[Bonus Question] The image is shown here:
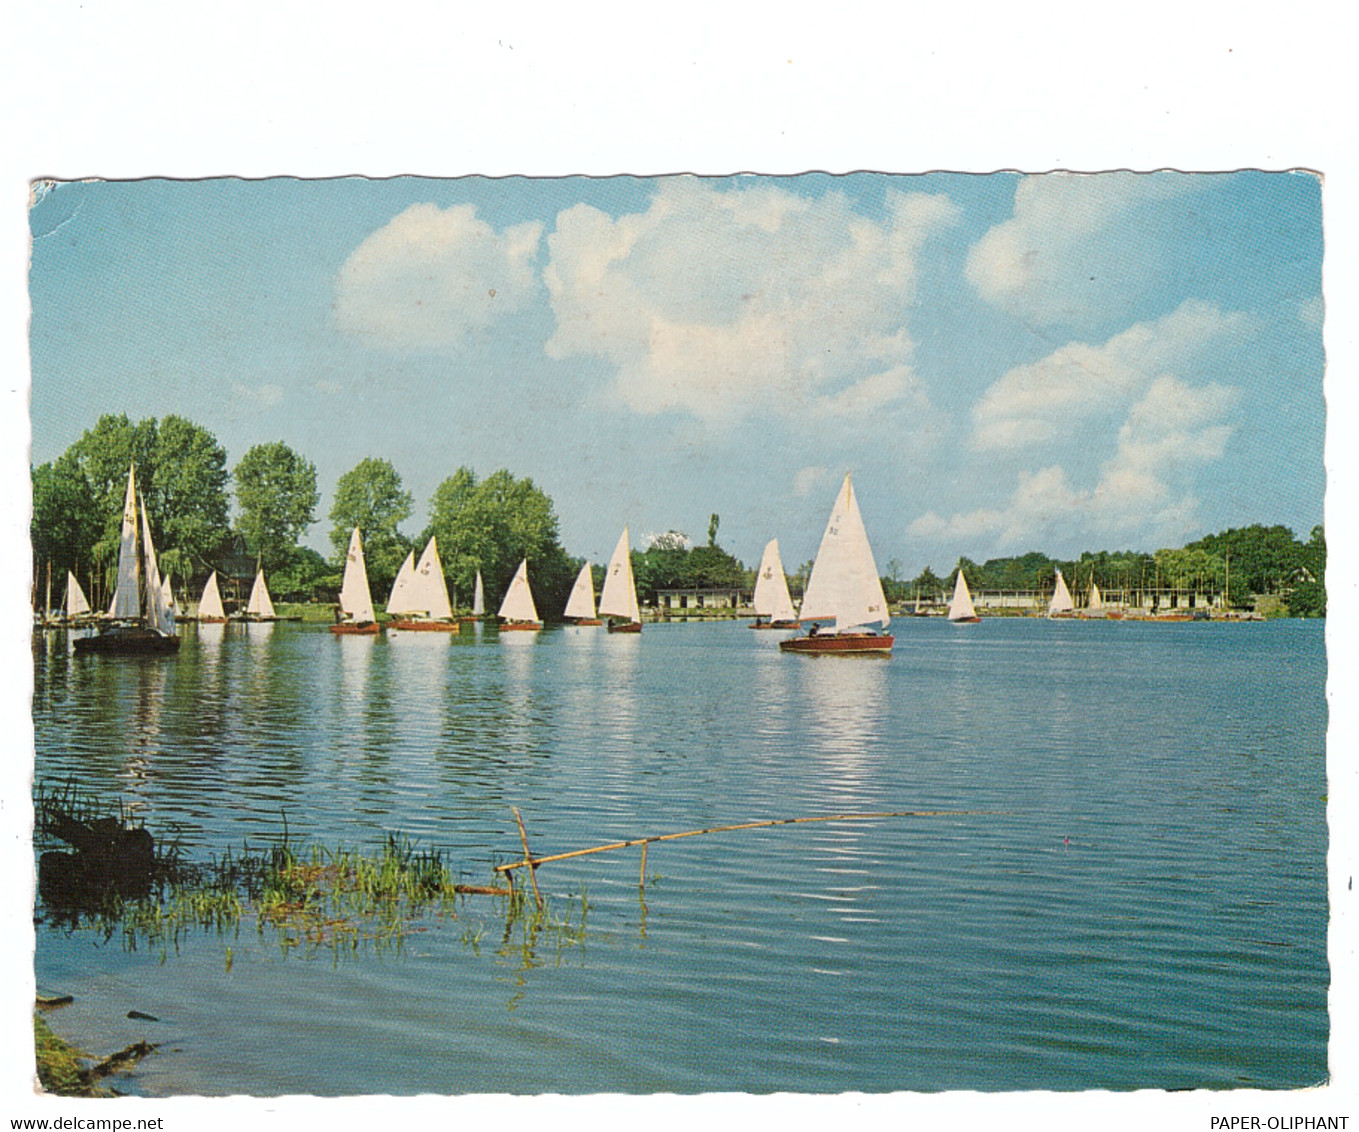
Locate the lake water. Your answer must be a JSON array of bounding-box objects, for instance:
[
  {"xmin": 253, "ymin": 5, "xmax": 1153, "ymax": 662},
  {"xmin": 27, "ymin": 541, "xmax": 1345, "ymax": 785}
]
[{"xmin": 31, "ymin": 616, "xmax": 1329, "ymax": 1095}]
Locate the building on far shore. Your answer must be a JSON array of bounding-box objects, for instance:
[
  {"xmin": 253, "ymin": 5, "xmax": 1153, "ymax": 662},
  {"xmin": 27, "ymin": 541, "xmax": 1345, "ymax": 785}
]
[{"xmin": 655, "ymin": 586, "xmax": 747, "ymax": 612}]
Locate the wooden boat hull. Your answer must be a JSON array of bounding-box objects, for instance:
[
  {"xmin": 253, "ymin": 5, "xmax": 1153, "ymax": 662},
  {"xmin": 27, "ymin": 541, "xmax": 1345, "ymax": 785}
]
[
  {"xmin": 388, "ymin": 619, "xmax": 460, "ymax": 632},
  {"xmin": 607, "ymin": 621, "xmax": 642, "ymax": 633},
  {"xmin": 780, "ymin": 633, "xmax": 893, "ymax": 655},
  {"xmin": 573, "ymin": 618, "xmax": 604, "ymax": 626},
  {"xmin": 499, "ymin": 621, "xmax": 541, "ymax": 631},
  {"xmin": 750, "ymin": 619, "xmax": 801, "ymax": 630},
  {"xmin": 196, "ymin": 616, "xmax": 228, "ymax": 624},
  {"xmin": 948, "ymin": 616, "xmax": 981, "ymax": 625},
  {"xmin": 73, "ymin": 628, "xmax": 180, "ymax": 656},
  {"xmin": 330, "ymin": 622, "xmax": 382, "ymax": 635}
]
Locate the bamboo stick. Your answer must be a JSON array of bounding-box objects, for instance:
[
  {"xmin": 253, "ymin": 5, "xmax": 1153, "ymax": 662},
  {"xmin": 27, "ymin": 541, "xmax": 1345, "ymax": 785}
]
[
  {"xmin": 510, "ymin": 805, "xmax": 544, "ymax": 910},
  {"xmin": 495, "ymin": 809, "xmax": 999, "ymax": 875}
]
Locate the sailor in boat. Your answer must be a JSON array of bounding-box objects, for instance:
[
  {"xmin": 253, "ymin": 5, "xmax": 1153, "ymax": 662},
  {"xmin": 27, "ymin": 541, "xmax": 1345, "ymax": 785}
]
[{"xmin": 807, "ymin": 622, "xmax": 820, "ymax": 637}]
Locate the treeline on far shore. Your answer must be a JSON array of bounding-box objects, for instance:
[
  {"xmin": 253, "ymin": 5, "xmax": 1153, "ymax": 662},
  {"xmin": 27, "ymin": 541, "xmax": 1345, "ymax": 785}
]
[{"xmin": 31, "ymin": 413, "xmax": 1326, "ymax": 619}]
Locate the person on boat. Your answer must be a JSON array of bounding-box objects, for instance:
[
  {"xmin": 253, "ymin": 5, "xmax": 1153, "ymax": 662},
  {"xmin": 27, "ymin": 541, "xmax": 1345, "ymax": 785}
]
[{"xmin": 808, "ymin": 622, "xmax": 820, "ymax": 637}]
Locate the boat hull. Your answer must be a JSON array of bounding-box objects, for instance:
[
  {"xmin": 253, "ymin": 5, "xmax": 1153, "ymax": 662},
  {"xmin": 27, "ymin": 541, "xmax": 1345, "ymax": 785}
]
[
  {"xmin": 948, "ymin": 616, "xmax": 981, "ymax": 625},
  {"xmin": 73, "ymin": 627, "xmax": 180, "ymax": 656},
  {"xmin": 499, "ymin": 621, "xmax": 542, "ymax": 631},
  {"xmin": 750, "ymin": 619, "xmax": 801, "ymax": 630},
  {"xmin": 330, "ymin": 622, "xmax": 382, "ymax": 635},
  {"xmin": 607, "ymin": 621, "xmax": 642, "ymax": 633},
  {"xmin": 572, "ymin": 618, "xmax": 604, "ymax": 626},
  {"xmin": 388, "ymin": 619, "xmax": 460, "ymax": 632},
  {"xmin": 780, "ymin": 633, "xmax": 893, "ymax": 655}
]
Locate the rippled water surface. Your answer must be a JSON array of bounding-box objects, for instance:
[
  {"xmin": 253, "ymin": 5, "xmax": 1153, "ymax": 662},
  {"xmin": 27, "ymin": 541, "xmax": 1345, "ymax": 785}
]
[{"xmin": 32, "ymin": 617, "xmax": 1328, "ymax": 1094}]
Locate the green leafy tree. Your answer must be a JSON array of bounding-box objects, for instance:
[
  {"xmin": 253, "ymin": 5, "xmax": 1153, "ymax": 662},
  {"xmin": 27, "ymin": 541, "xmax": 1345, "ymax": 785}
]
[
  {"xmin": 31, "ymin": 454, "xmax": 100, "ymax": 604},
  {"xmin": 329, "ymin": 458, "xmax": 413, "ymax": 593},
  {"xmin": 150, "ymin": 415, "xmax": 230, "ymax": 583},
  {"xmin": 234, "ymin": 442, "xmax": 320, "ymax": 572},
  {"xmin": 425, "ymin": 467, "xmax": 575, "ymax": 615},
  {"xmin": 1286, "ymin": 525, "xmax": 1326, "ymax": 617}
]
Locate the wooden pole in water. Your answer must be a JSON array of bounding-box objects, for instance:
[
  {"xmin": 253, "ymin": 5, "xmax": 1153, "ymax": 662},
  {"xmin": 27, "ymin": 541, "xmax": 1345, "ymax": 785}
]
[
  {"xmin": 495, "ymin": 808, "xmax": 1000, "ymax": 877},
  {"xmin": 510, "ymin": 805, "xmax": 544, "ymax": 911}
]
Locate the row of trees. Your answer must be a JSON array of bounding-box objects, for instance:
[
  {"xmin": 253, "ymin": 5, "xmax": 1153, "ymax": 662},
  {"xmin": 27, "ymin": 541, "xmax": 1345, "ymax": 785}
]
[
  {"xmin": 896, "ymin": 523, "xmax": 1326, "ymax": 617},
  {"xmin": 32, "ymin": 414, "xmax": 1326, "ymax": 617}
]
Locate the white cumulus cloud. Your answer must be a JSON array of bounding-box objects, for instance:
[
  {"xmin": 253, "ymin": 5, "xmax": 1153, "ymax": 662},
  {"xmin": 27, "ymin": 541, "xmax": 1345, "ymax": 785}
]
[
  {"xmin": 966, "ymin": 172, "xmax": 1204, "ymax": 327},
  {"xmin": 971, "ymin": 299, "xmax": 1252, "ymax": 451},
  {"xmin": 335, "ymin": 203, "xmax": 543, "ymax": 351},
  {"xmin": 543, "ymin": 179, "xmax": 959, "ymax": 424}
]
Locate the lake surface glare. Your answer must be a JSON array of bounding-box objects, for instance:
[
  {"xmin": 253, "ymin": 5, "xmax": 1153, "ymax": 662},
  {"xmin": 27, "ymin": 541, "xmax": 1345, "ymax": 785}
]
[{"xmin": 32, "ymin": 617, "xmax": 1328, "ymax": 1095}]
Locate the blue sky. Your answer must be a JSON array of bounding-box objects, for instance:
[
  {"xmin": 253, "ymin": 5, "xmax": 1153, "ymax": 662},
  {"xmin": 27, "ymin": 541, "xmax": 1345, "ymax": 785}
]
[{"xmin": 28, "ymin": 172, "xmax": 1323, "ymax": 574}]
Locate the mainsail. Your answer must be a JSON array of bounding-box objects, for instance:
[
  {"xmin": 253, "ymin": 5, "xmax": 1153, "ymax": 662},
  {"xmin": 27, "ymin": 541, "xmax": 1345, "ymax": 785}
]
[
  {"xmin": 752, "ymin": 538, "xmax": 798, "ymax": 623},
  {"xmin": 598, "ymin": 527, "xmax": 640, "ymax": 624},
  {"xmin": 139, "ymin": 492, "xmax": 175, "ymax": 635},
  {"xmin": 948, "ymin": 570, "xmax": 978, "ymax": 622},
  {"xmin": 472, "ymin": 571, "xmax": 485, "ymax": 616},
  {"xmin": 199, "ymin": 572, "xmax": 226, "ymax": 620},
  {"xmin": 109, "ymin": 466, "xmax": 141, "ymax": 621},
  {"xmin": 797, "ymin": 476, "xmax": 890, "ymax": 633},
  {"xmin": 564, "ymin": 562, "xmax": 598, "ymax": 620},
  {"xmin": 247, "ymin": 569, "xmax": 276, "ymax": 619},
  {"xmin": 386, "ymin": 551, "xmax": 417, "ymax": 615},
  {"xmin": 65, "ymin": 572, "xmax": 91, "ymax": 619},
  {"xmin": 409, "ymin": 538, "xmax": 453, "ymax": 620},
  {"xmin": 1088, "ymin": 580, "xmax": 1104, "ymax": 612},
  {"xmin": 1049, "ymin": 570, "xmax": 1074, "ymax": 615},
  {"xmin": 338, "ymin": 527, "xmax": 377, "ymax": 623},
  {"xmin": 498, "ymin": 559, "xmax": 539, "ymax": 622}
]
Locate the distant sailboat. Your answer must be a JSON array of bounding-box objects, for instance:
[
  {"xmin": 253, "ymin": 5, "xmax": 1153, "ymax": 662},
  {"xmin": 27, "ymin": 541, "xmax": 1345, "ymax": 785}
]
[
  {"xmin": 243, "ymin": 568, "xmax": 277, "ymax": 621},
  {"xmin": 564, "ymin": 562, "xmax": 603, "ymax": 625},
  {"xmin": 197, "ymin": 571, "xmax": 228, "ymax": 623},
  {"xmin": 388, "ymin": 538, "xmax": 459, "ymax": 631},
  {"xmin": 497, "ymin": 559, "xmax": 541, "ymax": 630},
  {"xmin": 73, "ymin": 465, "xmax": 179, "ymax": 654},
  {"xmin": 468, "ymin": 570, "xmax": 485, "ymax": 620},
  {"xmin": 780, "ymin": 475, "xmax": 892, "ymax": 654},
  {"xmin": 947, "ymin": 570, "xmax": 980, "ymax": 624},
  {"xmin": 750, "ymin": 538, "xmax": 800, "ymax": 629},
  {"xmin": 64, "ymin": 571, "xmax": 92, "ymax": 624},
  {"xmin": 1048, "ymin": 569, "xmax": 1075, "ymax": 618},
  {"xmin": 331, "ymin": 527, "xmax": 381, "ymax": 634},
  {"xmin": 1081, "ymin": 577, "xmax": 1107, "ymax": 619},
  {"xmin": 599, "ymin": 527, "xmax": 641, "ymax": 633}
]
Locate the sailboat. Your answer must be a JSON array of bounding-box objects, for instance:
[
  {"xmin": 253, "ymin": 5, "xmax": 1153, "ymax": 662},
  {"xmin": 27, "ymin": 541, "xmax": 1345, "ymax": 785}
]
[
  {"xmin": 780, "ymin": 475, "xmax": 892, "ymax": 654},
  {"xmin": 241, "ymin": 567, "xmax": 278, "ymax": 622},
  {"xmin": 461, "ymin": 569, "xmax": 486, "ymax": 623},
  {"xmin": 497, "ymin": 559, "xmax": 541, "ymax": 630},
  {"xmin": 196, "ymin": 571, "xmax": 228, "ymax": 623},
  {"xmin": 331, "ymin": 526, "xmax": 381, "ymax": 634},
  {"xmin": 749, "ymin": 538, "xmax": 800, "ymax": 629},
  {"xmin": 73, "ymin": 465, "xmax": 179, "ymax": 654},
  {"xmin": 1080, "ymin": 577, "xmax": 1108, "ymax": 619},
  {"xmin": 64, "ymin": 570, "xmax": 93, "ymax": 625},
  {"xmin": 947, "ymin": 570, "xmax": 981, "ymax": 624},
  {"xmin": 599, "ymin": 527, "xmax": 642, "ymax": 633},
  {"xmin": 563, "ymin": 562, "xmax": 603, "ymax": 625},
  {"xmin": 1048, "ymin": 569, "xmax": 1075, "ymax": 618},
  {"xmin": 387, "ymin": 537, "xmax": 459, "ymax": 631}
]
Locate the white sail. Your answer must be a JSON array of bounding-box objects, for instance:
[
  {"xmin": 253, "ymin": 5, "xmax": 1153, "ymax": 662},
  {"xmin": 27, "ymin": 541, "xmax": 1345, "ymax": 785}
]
[
  {"xmin": 408, "ymin": 538, "xmax": 454, "ymax": 620},
  {"xmin": 498, "ymin": 559, "xmax": 539, "ymax": 622},
  {"xmin": 386, "ymin": 551, "xmax": 417, "ymax": 615},
  {"xmin": 798, "ymin": 476, "xmax": 890, "ymax": 633},
  {"xmin": 247, "ymin": 569, "xmax": 276, "ymax": 618},
  {"xmin": 752, "ymin": 539, "xmax": 798, "ymax": 622},
  {"xmin": 199, "ymin": 571, "xmax": 226, "ymax": 620},
  {"xmin": 1088, "ymin": 580, "xmax": 1104, "ymax": 611},
  {"xmin": 110, "ymin": 465, "xmax": 141, "ymax": 621},
  {"xmin": 948, "ymin": 570, "xmax": 978, "ymax": 622},
  {"xmin": 1049, "ymin": 569, "xmax": 1074, "ymax": 615},
  {"xmin": 66, "ymin": 571, "xmax": 91, "ymax": 618},
  {"xmin": 472, "ymin": 570, "xmax": 485, "ymax": 616},
  {"xmin": 338, "ymin": 527, "xmax": 376, "ymax": 623},
  {"xmin": 139, "ymin": 493, "xmax": 175, "ymax": 635},
  {"xmin": 161, "ymin": 575, "xmax": 178, "ymax": 617},
  {"xmin": 598, "ymin": 527, "xmax": 641, "ymax": 623},
  {"xmin": 564, "ymin": 562, "xmax": 598, "ymax": 619}
]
